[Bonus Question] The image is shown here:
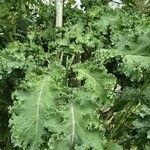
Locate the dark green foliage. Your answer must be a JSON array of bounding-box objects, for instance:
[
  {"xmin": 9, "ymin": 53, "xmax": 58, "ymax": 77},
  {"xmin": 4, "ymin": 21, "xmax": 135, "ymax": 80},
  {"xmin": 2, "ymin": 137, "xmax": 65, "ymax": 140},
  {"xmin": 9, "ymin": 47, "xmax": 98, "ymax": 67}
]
[{"xmin": 0, "ymin": 0, "xmax": 150, "ymax": 150}]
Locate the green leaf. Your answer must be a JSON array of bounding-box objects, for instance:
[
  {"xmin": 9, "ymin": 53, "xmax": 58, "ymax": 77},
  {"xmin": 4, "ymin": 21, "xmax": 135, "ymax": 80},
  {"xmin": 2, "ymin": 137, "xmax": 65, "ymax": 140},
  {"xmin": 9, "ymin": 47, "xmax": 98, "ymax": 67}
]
[
  {"xmin": 9, "ymin": 63, "xmax": 65, "ymax": 150},
  {"xmin": 145, "ymin": 144, "xmax": 150, "ymax": 150},
  {"xmin": 45, "ymin": 90, "xmax": 106, "ymax": 150},
  {"xmin": 106, "ymin": 142, "xmax": 123, "ymax": 150},
  {"xmin": 73, "ymin": 59, "xmax": 116, "ymax": 107},
  {"xmin": 9, "ymin": 62, "xmax": 107, "ymax": 150}
]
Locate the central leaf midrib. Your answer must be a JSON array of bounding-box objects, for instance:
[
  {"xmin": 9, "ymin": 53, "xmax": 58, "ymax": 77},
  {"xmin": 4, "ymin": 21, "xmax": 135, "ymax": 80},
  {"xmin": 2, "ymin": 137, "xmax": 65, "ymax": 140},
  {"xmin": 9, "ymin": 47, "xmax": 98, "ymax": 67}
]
[
  {"xmin": 78, "ymin": 69, "xmax": 101, "ymax": 87},
  {"xmin": 71, "ymin": 103, "xmax": 75, "ymax": 145},
  {"xmin": 35, "ymin": 78, "xmax": 46, "ymax": 143}
]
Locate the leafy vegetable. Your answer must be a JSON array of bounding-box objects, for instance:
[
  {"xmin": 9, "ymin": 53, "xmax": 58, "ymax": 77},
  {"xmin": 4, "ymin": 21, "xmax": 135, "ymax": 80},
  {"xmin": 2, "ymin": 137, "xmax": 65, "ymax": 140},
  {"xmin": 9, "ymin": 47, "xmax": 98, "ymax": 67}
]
[{"xmin": 0, "ymin": 0, "xmax": 150, "ymax": 150}]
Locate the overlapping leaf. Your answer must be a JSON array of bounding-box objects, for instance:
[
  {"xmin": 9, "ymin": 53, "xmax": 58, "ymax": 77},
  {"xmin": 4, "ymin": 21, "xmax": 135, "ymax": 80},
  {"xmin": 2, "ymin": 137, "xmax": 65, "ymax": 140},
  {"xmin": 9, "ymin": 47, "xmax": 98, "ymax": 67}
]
[
  {"xmin": 9, "ymin": 62, "xmax": 109, "ymax": 150},
  {"xmin": 9, "ymin": 63, "xmax": 65, "ymax": 149}
]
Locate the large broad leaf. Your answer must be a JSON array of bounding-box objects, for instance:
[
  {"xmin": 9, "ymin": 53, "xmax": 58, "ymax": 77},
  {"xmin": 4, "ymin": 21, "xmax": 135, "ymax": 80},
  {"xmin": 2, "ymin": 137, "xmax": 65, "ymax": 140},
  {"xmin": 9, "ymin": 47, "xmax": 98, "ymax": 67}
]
[
  {"xmin": 9, "ymin": 63, "xmax": 108, "ymax": 150},
  {"xmin": 39, "ymin": 60, "xmax": 116, "ymax": 150},
  {"xmin": 73, "ymin": 58, "xmax": 117, "ymax": 107},
  {"xmin": 9, "ymin": 64, "xmax": 65, "ymax": 150},
  {"xmin": 105, "ymin": 48, "xmax": 150, "ymax": 81},
  {"xmin": 124, "ymin": 55, "xmax": 150, "ymax": 67},
  {"xmin": 44, "ymin": 88, "xmax": 106, "ymax": 150}
]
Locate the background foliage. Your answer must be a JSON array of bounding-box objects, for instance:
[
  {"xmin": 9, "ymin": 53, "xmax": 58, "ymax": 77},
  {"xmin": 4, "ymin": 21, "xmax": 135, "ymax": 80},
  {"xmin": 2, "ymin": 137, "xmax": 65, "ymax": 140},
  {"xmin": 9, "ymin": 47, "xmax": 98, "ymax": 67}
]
[{"xmin": 0, "ymin": 0, "xmax": 150, "ymax": 149}]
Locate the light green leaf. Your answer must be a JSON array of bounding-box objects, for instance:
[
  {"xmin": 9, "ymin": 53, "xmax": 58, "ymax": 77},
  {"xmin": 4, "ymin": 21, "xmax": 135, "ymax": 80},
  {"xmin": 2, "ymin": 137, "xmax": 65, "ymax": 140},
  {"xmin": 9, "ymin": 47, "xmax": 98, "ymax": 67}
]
[
  {"xmin": 106, "ymin": 142, "xmax": 123, "ymax": 150},
  {"xmin": 45, "ymin": 96, "xmax": 106, "ymax": 150},
  {"xmin": 9, "ymin": 64, "xmax": 65, "ymax": 150},
  {"xmin": 73, "ymin": 61, "xmax": 116, "ymax": 106}
]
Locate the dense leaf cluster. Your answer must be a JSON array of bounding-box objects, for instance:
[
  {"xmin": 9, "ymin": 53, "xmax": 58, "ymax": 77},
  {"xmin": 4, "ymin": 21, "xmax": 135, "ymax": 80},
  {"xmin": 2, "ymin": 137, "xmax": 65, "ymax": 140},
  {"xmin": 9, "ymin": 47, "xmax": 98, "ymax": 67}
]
[{"xmin": 0, "ymin": 0, "xmax": 150, "ymax": 150}]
